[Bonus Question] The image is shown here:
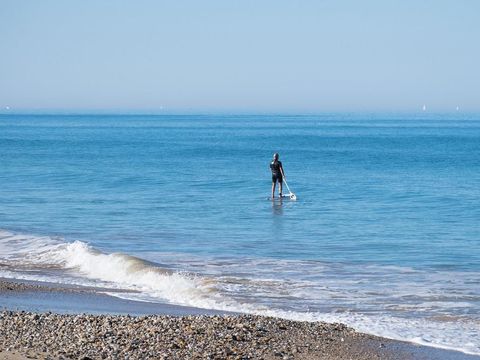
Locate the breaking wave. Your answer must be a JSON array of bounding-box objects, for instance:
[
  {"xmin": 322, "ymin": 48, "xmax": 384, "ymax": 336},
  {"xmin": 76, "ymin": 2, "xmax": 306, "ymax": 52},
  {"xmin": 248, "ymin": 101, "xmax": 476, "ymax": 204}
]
[{"xmin": 0, "ymin": 229, "xmax": 479, "ymax": 355}]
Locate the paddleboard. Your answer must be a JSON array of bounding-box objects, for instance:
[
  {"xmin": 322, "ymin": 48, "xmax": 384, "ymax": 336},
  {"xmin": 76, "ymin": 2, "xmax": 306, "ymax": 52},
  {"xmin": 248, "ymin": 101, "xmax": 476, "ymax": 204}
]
[
  {"xmin": 282, "ymin": 193, "xmax": 297, "ymax": 200},
  {"xmin": 269, "ymin": 193, "xmax": 297, "ymax": 200}
]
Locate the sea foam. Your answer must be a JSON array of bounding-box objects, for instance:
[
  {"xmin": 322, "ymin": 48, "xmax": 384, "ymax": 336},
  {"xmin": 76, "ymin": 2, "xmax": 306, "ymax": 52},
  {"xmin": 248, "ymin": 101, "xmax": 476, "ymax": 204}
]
[{"xmin": 1, "ymin": 229, "xmax": 479, "ymax": 355}]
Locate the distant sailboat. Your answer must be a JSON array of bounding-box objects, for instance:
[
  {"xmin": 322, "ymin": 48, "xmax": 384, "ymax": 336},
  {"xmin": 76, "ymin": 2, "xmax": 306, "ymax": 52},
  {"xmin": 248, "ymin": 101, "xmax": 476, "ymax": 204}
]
[
  {"xmin": 456, "ymin": 106, "xmax": 460, "ymax": 111},
  {"xmin": 422, "ymin": 104, "xmax": 427, "ymax": 111}
]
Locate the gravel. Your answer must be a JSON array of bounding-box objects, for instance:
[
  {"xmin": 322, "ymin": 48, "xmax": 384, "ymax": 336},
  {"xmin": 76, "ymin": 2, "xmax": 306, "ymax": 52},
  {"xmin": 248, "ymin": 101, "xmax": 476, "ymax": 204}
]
[{"xmin": 0, "ymin": 311, "xmax": 401, "ymax": 359}]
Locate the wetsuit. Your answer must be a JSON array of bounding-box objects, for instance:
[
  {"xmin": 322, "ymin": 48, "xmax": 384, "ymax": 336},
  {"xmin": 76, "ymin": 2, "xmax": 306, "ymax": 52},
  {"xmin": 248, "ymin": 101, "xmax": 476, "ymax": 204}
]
[{"xmin": 270, "ymin": 160, "xmax": 283, "ymax": 183}]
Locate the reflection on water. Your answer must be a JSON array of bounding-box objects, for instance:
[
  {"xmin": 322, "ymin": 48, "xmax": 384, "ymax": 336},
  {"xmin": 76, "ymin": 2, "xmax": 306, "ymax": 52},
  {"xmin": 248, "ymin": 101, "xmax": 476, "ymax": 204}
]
[
  {"xmin": 271, "ymin": 197, "xmax": 284, "ymax": 216},
  {"xmin": 271, "ymin": 197, "xmax": 284, "ymax": 240}
]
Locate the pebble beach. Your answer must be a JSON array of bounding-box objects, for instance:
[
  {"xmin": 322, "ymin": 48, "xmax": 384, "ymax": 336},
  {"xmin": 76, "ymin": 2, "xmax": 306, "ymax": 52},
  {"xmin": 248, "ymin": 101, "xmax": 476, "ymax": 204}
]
[
  {"xmin": 0, "ymin": 311, "xmax": 388, "ymax": 360},
  {"xmin": 1, "ymin": 279, "xmax": 478, "ymax": 360}
]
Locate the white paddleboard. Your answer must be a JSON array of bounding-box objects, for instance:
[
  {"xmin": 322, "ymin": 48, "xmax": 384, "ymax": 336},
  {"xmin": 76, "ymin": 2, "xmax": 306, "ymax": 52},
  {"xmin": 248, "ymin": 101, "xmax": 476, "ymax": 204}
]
[
  {"xmin": 282, "ymin": 193, "xmax": 297, "ymax": 200},
  {"xmin": 269, "ymin": 193, "xmax": 296, "ymax": 200}
]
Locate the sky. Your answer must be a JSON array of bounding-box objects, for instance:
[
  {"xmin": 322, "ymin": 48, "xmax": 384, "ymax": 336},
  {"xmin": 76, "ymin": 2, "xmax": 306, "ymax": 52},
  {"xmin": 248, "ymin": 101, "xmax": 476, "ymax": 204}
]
[{"xmin": 0, "ymin": 0, "xmax": 479, "ymax": 113}]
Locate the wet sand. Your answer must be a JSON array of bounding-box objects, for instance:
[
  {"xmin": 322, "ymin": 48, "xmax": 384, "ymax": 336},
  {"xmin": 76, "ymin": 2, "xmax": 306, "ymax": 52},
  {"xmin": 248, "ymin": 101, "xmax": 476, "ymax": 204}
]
[{"xmin": 0, "ymin": 278, "xmax": 478, "ymax": 360}]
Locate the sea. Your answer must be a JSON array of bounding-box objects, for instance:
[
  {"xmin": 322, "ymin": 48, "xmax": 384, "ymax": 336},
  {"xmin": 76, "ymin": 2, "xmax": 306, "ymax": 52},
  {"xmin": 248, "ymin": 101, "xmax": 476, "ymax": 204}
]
[{"xmin": 0, "ymin": 113, "xmax": 479, "ymax": 355}]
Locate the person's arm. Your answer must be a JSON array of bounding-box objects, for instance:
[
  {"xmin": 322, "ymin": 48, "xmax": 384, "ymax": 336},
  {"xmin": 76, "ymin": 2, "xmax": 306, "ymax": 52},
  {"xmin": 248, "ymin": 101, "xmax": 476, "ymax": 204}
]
[{"xmin": 280, "ymin": 164, "xmax": 286, "ymax": 179}]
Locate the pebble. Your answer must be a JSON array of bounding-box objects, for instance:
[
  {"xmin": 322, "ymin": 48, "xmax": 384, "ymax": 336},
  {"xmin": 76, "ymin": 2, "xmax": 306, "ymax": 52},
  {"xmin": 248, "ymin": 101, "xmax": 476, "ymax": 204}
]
[{"xmin": 0, "ymin": 310, "xmax": 403, "ymax": 359}]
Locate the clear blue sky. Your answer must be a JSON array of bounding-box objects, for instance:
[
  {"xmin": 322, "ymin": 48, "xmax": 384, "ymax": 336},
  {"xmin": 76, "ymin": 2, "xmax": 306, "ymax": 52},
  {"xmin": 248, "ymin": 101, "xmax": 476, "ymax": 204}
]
[{"xmin": 1, "ymin": 0, "xmax": 479, "ymax": 113}]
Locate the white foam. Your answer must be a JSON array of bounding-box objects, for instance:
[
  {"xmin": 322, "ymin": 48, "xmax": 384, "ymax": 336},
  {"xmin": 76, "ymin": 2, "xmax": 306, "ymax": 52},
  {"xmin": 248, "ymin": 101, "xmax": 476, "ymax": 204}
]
[
  {"xmin": 257, "ymin": 310, "xmax": 480, "ymax": 355},
  {"xmin": 0, "ymin": 230, "xmax": 237, "ymax": 311},
  {"xmin": 50, "ymin": 241, "xmax": 232, "ymax": 309},
  {"xmin": 0, "ymin": 229, "xmax": 479, "ymax": 355}
]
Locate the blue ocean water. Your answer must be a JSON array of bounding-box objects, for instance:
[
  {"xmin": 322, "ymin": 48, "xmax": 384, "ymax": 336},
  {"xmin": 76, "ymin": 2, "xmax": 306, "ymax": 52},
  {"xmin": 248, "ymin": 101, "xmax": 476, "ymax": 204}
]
[{"xmin": 1, "ymin": 114, "xmax": 479, "ymax": 354}]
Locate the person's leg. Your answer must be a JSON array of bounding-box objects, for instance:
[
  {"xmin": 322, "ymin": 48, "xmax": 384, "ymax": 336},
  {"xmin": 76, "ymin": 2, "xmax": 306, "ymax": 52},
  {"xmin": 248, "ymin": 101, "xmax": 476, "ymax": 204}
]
[
  {"xmin": 279, "ymin": 178, "xmax": 283, "ymax": 196},
  {"xmin": 271, "ymin": 181, "xmax": 276, "ymax": 198}
]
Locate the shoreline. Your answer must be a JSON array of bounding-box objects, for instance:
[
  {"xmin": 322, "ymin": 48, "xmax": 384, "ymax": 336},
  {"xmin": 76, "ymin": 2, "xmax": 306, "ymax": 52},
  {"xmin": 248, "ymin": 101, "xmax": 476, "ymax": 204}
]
[
  {"xmin": 0, "ymin": 278, "xmax": 478, "ymax": 359},
  {"xmin": 0, "ymin": 277, "xmax": 227, "ymax": 317}
]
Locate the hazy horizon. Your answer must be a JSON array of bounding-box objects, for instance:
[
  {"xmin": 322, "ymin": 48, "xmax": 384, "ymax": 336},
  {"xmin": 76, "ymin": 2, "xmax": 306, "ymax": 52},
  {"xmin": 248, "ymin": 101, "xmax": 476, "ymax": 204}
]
[{"xmin": 1, "ymin": 0, "xmax": 479, "ymax": 113}]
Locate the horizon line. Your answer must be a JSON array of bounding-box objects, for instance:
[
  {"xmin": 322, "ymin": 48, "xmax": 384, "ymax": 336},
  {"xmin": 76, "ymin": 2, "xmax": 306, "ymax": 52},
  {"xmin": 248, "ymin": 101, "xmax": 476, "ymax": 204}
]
[{"xmin": 0, "ymin": 110, "xmax": 479, "ymax": 116}]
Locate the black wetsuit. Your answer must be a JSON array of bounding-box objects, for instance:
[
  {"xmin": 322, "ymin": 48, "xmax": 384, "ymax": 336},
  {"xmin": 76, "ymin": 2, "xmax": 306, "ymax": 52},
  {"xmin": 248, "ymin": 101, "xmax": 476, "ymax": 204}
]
[{"xmin": 270, "ymin": 160, "xmax": 283, "ymax": 183}]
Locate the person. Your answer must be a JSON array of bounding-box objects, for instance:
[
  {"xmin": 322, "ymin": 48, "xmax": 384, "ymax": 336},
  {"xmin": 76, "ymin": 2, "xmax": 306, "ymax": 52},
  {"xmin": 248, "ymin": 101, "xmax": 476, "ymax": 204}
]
[{"xmin": 270, "ymin": 153, "xmax": 285, "ymax": 198}]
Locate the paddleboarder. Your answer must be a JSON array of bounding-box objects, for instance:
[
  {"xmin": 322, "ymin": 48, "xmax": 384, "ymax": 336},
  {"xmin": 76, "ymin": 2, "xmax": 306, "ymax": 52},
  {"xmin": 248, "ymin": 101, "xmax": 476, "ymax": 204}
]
[{"xmin": 270, "ymin": 153, "xmax": 285, "ymax": 198}]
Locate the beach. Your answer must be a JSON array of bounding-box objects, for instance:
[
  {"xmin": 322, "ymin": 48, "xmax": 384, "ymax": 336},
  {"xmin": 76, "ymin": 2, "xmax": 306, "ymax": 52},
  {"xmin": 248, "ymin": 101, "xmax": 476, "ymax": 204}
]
[
  {"xmin": 2, "ymin": 0, "xmax": 480, "ymax": 357},
  {"xmin": 1, "ymin": 278, "xmax": 478, "ymax": 360}
]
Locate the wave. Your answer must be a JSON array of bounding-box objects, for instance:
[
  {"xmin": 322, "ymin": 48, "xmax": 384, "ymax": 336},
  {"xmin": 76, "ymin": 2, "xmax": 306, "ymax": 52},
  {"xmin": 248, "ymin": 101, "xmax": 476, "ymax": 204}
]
[
  {"xmin": 0, "ymin": 229, "xmax": 479, "ymax": 355},
  {"xmin": 0, "ymin": 229, "xmax": 234, "ymax": 310}
]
